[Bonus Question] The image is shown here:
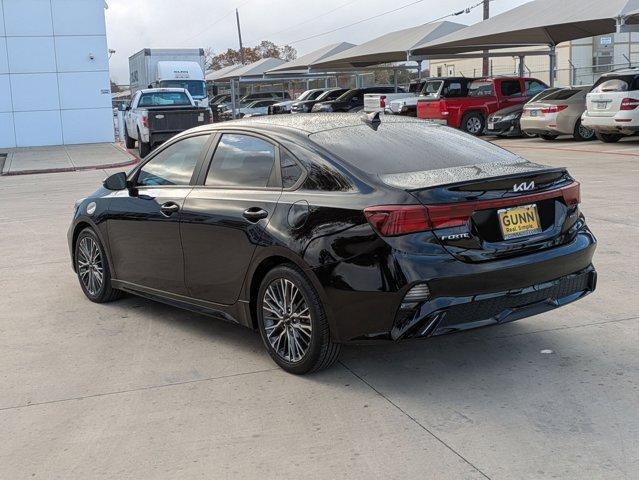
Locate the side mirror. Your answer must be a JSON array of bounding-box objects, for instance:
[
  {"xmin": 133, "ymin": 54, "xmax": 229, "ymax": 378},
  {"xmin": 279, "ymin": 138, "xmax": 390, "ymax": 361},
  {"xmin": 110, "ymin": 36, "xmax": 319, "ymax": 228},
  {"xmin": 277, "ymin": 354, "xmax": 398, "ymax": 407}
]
[{"xmin": 103, "ymin": 172, "xmax": 128, "ymax": 191}]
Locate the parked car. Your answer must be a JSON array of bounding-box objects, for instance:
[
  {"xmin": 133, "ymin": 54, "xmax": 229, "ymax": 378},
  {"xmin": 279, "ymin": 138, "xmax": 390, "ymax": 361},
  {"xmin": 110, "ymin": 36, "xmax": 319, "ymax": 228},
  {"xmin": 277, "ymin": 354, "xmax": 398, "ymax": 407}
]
[
  {"xmin": 486, "ymin": 87, "xmax": 561, "ymax": 138},
  {"xmin": 269, "ymin": 88, "xmax": 329, "ymax": 115},
  {"xmin": 520, "ymin": 86, "xmax": 595, "ymax": 141},
  {"xmin": 364, "ymin": 81, "xmax": 423, "ymax": 113},
  {"xmin": 123, "ymin": 88, "xmax": 211, "ymax": 158},
  {"xmin": 581, "ymin": 68, "xmax": 639, "ymax": 142},
  {"xmin": 242, "ymin": 91, "xmax": 291, "ymax": 102},
  {"xmin": 392, "ymin": 77, "xmax": 475, "ymax": 116},
  {"xmin": 70, "ymin": 114, "xmax": 596, "ymax": 374},
  {"xmin": 209, "ymin": 93, "xmax": 231, "ymax": 107},
  {"xmin": 220, "ymin": 99, "xmax": 280, "ymax": 120},
  {"xmin": 312, "ymin": 86, "xmax": 401, "ymax": 112},
  {"xmin": 290, "ymin": 88, "xmax": 348, "ymax": 113},
  {"xmin": 417, "ymin": 76, "xmax": 548, "ymax": 135}
]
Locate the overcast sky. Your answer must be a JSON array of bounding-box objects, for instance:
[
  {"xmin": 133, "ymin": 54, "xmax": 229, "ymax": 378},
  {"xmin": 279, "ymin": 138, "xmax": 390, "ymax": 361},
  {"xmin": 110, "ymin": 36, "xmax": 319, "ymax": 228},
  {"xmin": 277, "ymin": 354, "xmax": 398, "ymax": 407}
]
[{"xmin": 106, "ymin": 0, "xmax": 530, "ymax": 84}]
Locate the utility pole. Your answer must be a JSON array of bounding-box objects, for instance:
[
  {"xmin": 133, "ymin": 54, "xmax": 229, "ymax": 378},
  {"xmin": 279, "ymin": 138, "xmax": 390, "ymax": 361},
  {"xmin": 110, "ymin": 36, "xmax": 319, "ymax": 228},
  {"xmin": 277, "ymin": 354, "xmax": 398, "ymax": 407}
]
[
  {"xmin": 482, "ymin": 0, "xmax": 489, "ymax": 76},
  {"xmin": 236, "ymin": 8, "xmax": 245, "ymax": 65}
]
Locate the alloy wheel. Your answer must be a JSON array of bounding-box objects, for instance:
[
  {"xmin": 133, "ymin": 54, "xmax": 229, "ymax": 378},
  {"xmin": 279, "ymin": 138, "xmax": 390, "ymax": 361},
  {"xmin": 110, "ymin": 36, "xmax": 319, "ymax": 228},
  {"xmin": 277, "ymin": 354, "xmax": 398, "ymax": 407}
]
[
  {"xmin": 262, "ymin": 278, "xmax": 312, "ymax": 363},
  {"xmin": 578, "ymin": 124, "xmax": 594, "ymax": 139},
  {"xmin": 467, "ymin": 117, "xmax": 482, "ymax": 134},
  {"xmin": 77, "ymin": 236, "xmax": 104, "ymax": 296}
]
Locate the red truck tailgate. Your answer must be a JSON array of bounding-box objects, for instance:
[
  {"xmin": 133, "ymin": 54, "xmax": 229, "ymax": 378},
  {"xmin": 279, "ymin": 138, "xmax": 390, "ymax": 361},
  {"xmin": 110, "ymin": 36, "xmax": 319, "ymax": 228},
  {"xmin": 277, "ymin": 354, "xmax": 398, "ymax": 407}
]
[{"xmin": 417, "ymin": 99, "xmax": 446, "ymax": 120}]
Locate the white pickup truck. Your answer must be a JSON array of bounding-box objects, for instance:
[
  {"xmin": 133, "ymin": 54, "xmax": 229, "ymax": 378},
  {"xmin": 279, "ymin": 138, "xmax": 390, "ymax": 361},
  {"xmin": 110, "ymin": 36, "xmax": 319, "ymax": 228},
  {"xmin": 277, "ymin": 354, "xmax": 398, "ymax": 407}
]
[
  {"xmin": 124, "ymin": 88, "xmax": 211, "ymax": 158},
  {"xmin": 363, "ymin": 81, "xmax": 425, "ymax": 113}
]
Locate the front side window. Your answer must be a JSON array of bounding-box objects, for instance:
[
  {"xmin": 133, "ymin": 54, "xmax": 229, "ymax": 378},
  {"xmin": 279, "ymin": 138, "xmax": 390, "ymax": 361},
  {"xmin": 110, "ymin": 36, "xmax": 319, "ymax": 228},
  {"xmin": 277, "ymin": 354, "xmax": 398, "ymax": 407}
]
[
  {"xmin": 137, "ymin": 135, "xmax": 209, "ymax": 186},
  {"xmin": 525, "ymin": 80, "xmax": 546, "ymax": 97},
  {"xmin": 138, "ymin": 91, "xmax": 191, "ymax": 107},
  {"xmin": 206, "ymin": 134, "xmax": 276, "ymax": 188},
  {"xmin": 501, "ymin": 80, "xmax": 522, "ymax": 97}
]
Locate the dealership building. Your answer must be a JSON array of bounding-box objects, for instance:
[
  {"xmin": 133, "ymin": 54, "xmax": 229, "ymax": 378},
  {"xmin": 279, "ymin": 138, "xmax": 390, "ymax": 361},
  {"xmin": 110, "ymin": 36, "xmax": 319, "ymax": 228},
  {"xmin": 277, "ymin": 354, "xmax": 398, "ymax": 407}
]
[{"xmin": 0, "ymin": 0, "xmax": 113, "ymax": 148}]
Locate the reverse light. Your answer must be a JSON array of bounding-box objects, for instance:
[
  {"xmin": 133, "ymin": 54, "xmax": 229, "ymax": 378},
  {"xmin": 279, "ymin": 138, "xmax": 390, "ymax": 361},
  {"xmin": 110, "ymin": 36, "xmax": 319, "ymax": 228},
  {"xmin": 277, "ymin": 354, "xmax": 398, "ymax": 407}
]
[
  {"xmin": 620, "ymin": 98, "xmax": 639, "ymax": 110},
  {"xmin": 540, "ymin": 105, "xmax": 568, "ymax": 114},
  {"xmin": 403, "ymin": 284, "xmax": 431, "ymax": 302}
]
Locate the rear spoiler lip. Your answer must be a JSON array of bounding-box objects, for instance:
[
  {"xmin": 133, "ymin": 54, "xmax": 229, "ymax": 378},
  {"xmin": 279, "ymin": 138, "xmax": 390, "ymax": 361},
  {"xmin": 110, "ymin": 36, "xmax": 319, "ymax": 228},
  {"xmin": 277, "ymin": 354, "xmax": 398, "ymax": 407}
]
[{"xmin": 379, "ymin": 162, "xmax": 568, "ymax": 191}]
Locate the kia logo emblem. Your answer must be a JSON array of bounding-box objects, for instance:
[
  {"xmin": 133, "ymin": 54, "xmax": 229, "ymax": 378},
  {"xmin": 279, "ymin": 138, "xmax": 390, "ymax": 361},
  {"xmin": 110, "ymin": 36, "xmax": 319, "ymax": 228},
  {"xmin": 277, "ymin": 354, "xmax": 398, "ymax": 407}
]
[{"xmin": 513, "ymin": 181, "xmax": 535, "ymax": 192}]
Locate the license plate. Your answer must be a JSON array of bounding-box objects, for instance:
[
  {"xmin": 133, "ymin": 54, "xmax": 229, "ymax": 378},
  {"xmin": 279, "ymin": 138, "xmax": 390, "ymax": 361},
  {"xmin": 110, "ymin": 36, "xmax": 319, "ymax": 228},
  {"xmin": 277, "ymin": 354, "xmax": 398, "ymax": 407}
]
[
  {"xmin": 498, "ymin": 204, "xmax": 542, "ymax": 240},
  {"xmin": 529, "ymin": 110, "xmax": 539, "ymax": 117},
  {"xmin": 488, "ymin": 122, "xmax": 495, "ymax": 130},
  {"xmin": 594, "ymin": 101, "xmax": 607, "ymax": 110}
]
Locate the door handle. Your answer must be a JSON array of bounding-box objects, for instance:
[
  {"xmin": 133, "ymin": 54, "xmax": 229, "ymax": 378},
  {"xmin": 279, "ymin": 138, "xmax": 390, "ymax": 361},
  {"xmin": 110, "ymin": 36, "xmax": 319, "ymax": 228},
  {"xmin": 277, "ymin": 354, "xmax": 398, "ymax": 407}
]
[
  {"xmin": 243, "ymin": 207, "xmax": 268, "ymax": 222},
  {"xmin": 160, "ymin": 202, "xmax": 180, "ymax": 216}
]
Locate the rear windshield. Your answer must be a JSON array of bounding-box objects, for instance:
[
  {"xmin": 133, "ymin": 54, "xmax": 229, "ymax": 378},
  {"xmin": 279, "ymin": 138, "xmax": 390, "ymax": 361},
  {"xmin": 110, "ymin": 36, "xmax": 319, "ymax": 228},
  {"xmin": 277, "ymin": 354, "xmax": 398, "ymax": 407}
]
[
  {"xmin": 541, "ymin": 88, "xmax": 581, "ymax": 100},
  {"xmin": 138, "ymin": 91, "xmax": 191, "ymax": 107},
  {"xmin": 592, "ymin": 75, "xmax": 639, "ymax": 92},
  {"xmin": 317, "ymin": 89, "xmax": 346, "ymax": 101},
  {"xmin": 310, "ymin": 122, "xmax": 517, "ymax": 175},
  {"xmin": 468, "ymin": 80, "xmax": 494, "ymax": 97},
  {"xmin": 421, "ymin": 80, "xmax": 443, "ymax": 95}
]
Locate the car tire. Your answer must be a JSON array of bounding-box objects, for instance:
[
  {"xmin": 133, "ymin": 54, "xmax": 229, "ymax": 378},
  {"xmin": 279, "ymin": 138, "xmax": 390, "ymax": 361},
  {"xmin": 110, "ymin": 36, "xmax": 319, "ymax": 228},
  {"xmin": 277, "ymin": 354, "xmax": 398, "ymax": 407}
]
[
  {"xmin": 540, "ymin": 133, "xmax": 558, "ymax": 141},
  {"xmin": 595, "ymin": 132, "xmax": 623, "ymax": 143},
  {"xmin": 460, "ymin": 112, "xmax": 485, "ymax": 136},
  {"xmin": 257, "ymin": 264, "xmax": 340, "ymax": 375},
  {"xmin": 573, "ymin": 119, "xmax": 595, "ymax": 141},
  {"xmin": 75, "ymin": 227, "xmax": 122, "ymax": 303},
  {"xmin": 124, "ymin": 126, "xmax": 136, "ymax": 149},
  {"xmin": 137, "ymin": 129, "xmax": 151, "ymax": 158}
]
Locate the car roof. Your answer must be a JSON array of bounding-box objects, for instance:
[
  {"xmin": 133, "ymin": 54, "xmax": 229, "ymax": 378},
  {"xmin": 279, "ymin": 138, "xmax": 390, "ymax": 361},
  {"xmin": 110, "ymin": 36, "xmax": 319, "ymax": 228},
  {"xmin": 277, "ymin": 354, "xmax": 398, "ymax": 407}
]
[
  {"xmin": 602, "ymin": 67, "xmax": 639, "ymax": 76},
  {"xmin": 139, "ymin": 88, "xmax": 188, "ymax": 94},
  {"xmin": 185, "ymin": 112, "xmax": 426, "ymax": 136}
]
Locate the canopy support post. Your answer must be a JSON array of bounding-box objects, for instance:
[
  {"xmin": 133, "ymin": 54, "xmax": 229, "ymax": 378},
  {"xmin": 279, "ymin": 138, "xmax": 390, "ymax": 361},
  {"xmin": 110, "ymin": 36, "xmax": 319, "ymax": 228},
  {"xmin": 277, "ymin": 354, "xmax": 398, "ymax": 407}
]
[
  {"xmin": 518, "ymin": 55, "xmax": 525, "ymax": 77},
  {"xmin": 548, "ymin": 45, "xmax": 556, "ymax": 87},
  {"xmin": 417, "ymin": 60, "xmax": 423, "ymax": 80},
  {"xmin": 230, "ymin": 78, "xmax": 237, "ymax": 119},
  {"xmin": 393, "ymin": 69, "xmax": 398, "ymax": 93}
]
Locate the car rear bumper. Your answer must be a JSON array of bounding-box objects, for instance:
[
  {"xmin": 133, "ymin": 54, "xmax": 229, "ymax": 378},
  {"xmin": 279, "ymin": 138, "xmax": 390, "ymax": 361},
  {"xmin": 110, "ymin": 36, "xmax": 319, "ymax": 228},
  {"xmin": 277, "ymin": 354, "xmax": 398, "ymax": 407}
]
[
  {"xmin": 520, "ymin": 114, "xmax": 574, "ymax": 136},
  {"xmin": 582, "ymin": 112, "xmax": 639, "ymax": 133},
  {"xmin": 486, "ymin": 118, "xmax": 519, "ymax": 136},
  {"xmin": 315, "ymin": 227, "xmax": 596, "ymax": 343}
]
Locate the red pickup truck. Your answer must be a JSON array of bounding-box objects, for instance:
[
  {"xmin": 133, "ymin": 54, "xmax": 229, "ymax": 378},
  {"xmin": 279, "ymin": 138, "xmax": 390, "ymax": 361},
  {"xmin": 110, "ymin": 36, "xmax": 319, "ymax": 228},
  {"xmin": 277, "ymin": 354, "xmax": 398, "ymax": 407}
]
[{"xmin": 417, "ymin": 77, "xmax": 548, "ymax": 135}]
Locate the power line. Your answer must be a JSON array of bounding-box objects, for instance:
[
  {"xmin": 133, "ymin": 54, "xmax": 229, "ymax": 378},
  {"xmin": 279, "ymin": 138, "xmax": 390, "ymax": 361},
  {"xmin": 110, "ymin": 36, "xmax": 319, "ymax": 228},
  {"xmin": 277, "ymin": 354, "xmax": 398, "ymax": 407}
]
[
  {"xmin": 287, "ymin": 0, "xmax": 494, "ymax": 45},
  {"xmin": 180, "ymin": 0, "xmax": 253, "ymax": 45},
  {"xmin": 248, "ymin": 0, "xmax": 362, "ymax": 43}
]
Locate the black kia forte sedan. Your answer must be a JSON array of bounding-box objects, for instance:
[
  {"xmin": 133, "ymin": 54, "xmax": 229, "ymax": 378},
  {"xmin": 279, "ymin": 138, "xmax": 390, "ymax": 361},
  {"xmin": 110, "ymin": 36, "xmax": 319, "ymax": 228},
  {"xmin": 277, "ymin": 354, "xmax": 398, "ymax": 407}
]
[{"xmin": 68, "ymin": 113, "xmax": 597, "ymax": 374}]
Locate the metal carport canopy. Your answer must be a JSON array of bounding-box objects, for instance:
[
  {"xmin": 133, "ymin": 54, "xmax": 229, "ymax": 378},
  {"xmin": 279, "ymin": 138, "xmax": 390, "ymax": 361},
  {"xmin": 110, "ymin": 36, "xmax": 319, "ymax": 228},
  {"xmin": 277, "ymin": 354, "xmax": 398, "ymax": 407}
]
[
  {"xmin": 206, "ymin": 64, "xmax": 243, "ymax": 82},
  {"xmin": 214, "ymin": 57, "xmax": 287, "ymax": 81},
  {"xmin": 308, "ymin": 21, "xmax": 467, "ymax": 70},
  {"xmin": 410, "ymin": 0, "xmax": 639, "ymax": 57},
  {"xmin": 267, "ymin": 42, "xmax": 356, "ymax": 73}
]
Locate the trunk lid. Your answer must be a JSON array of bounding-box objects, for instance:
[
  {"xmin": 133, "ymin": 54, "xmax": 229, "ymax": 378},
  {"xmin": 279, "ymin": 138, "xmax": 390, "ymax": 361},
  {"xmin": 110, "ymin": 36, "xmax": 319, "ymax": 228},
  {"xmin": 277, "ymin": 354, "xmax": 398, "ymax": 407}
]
[
  {"xmin": 586, "ymin": 92, "xmax": 625, "ymax": 117},
  {"xmin": 382, "ymin": 166, "xmax": 581, "ymax": 263}
]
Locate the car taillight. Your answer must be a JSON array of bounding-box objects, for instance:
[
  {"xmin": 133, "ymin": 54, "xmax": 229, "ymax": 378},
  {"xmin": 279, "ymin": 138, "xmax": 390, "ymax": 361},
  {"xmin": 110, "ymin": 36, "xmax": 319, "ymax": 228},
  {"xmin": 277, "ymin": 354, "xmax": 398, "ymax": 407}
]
[
  {"xmin": 142, "ymin": 115, "xmax": 149, "ymax": 127},
  {"xmin": 620, "ymin": 98, "xmax": 639, "ymax": 110},
  {"xmin": 439, "ymin": 100, "xmax": 449, "ymax": 116},
  {"xmin": 379, "ymin": 95, "xmax": 386, "ymax": 108},
  {"xmin": 364, "ymin": 205, "xmax": 430, "ymax": 236},
  {"xmin": 540, "ymin": 105, "xmax": 568, "ymax": 114},
  {"xmin": 365, "ymin": 183, "xmax": 581, "ymax": 237}
]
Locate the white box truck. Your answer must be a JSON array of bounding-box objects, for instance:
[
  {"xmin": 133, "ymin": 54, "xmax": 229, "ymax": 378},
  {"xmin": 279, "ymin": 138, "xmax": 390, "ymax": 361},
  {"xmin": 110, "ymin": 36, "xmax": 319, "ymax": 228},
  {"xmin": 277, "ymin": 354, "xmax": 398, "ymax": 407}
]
[{"xmin": 129, "ymin": 48, "xmax": 209, "ymax": 107}]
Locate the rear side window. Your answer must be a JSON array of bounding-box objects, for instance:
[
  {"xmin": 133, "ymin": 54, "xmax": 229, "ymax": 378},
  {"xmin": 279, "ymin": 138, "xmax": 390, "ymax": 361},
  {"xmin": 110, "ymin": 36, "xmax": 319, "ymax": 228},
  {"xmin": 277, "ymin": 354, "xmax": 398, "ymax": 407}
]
[
  {"xmin": 138, "ymin": 91, "xmax": 191, "ymax": 107},
  {"xmin": 443, "ymin": 81, "xmax": 465, "ymax": 97},
  {"xmin": 310, "ymin": 123, "xmax": 517, "ymax": 175},
  {"xmin": 280, "ymin": 150, "xmax": 303, "ymax": 188},
  {"xmin": 501, "ymin": 80, "xmax": 522, "ymax": 97},
  {"xmin": 206, "ymin": 134, "xmax": 276, "ymax": 188},
  {"xmin": 468, "ymin": 80, "xmax": 494, "ymax": 97},
  {"xmin": 137, "ymin": 135, "xmax": 209, "ymax": 186}
]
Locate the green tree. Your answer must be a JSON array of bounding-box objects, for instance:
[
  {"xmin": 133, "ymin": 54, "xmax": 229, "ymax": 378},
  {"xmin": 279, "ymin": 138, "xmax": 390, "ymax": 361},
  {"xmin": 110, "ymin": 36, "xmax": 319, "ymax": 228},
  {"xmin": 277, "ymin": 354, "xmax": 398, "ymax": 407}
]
[{"xmin": 206, "ymin": 41, "xmax": 297, "ymax": 70}]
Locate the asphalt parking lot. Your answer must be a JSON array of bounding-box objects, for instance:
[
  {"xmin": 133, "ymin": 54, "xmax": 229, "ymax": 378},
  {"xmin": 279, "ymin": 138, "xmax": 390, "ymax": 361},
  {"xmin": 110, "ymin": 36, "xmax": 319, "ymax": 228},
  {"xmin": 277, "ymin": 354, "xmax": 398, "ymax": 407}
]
[{"xmin": 1, "ymin": 136, "xmax": 638, "ymax": 479}]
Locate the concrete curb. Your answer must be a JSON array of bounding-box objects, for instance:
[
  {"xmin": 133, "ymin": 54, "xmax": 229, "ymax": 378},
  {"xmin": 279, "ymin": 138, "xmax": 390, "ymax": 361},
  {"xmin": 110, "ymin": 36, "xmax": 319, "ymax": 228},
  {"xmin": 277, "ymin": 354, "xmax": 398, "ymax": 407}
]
[{"xmin": 1, "ymin": 143, "xmax": 141, "ymax": 176}]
